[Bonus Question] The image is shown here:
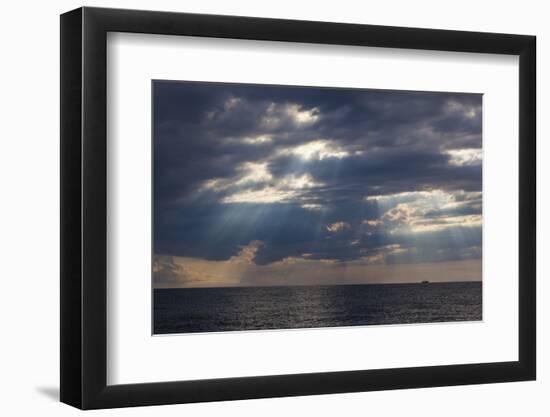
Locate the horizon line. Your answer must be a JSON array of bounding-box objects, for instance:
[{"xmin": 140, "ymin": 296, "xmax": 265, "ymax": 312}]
[{"xmin": 154, "ymin": 280, "xmax": 482, "ymax": 290}]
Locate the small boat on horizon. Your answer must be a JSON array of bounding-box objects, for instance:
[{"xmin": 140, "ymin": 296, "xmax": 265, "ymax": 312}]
[{"xmin": 421, "ymin": 280, "xmax": 430, "ymax": 284}]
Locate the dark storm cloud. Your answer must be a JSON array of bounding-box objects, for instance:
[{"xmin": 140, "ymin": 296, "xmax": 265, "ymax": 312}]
[
  {"xmin": 154, "ymin": 80, "xmax": 482, "ymax": 266},
  {"xmin": 268, "ymin": 148, "xmax": 481, "ymax": 198}
]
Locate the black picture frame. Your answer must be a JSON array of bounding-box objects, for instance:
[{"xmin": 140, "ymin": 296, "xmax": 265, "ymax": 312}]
[{"xmin": 60, "ymin": 6, "xmax": 536, "ymax": 410}]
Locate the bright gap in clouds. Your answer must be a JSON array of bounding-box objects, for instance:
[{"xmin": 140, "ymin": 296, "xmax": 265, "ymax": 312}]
[{"xmin": 286, "ymin": 140, "xmax": 349, "ymax": 160}]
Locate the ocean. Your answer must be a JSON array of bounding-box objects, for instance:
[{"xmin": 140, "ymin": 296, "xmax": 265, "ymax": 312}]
[{"xmin": 153, "ymin": 282, "xmax": 482, "ymax": 334}]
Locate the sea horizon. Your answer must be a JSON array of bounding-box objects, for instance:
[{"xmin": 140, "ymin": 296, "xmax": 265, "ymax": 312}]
[{"xmin": 154, "ymin": 280, "xmax": 482, "ymax": 290}]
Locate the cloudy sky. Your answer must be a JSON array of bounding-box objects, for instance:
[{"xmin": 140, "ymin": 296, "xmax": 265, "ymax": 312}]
[{"xmin": 153, "ymin": 81, "xmax": 482, "ymax": 288}]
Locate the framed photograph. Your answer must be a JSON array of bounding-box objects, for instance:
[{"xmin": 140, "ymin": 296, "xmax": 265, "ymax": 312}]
[{"xmin": 60, "ymin": 6, "xmax": 536, "ymax": 409}]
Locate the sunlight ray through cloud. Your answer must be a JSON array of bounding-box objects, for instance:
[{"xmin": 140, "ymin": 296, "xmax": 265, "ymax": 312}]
[{"xmin": 154, "ymin": 81, "xmax": 482, "ymax": 288}]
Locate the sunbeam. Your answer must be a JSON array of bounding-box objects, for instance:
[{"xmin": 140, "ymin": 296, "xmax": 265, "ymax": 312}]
[{"xmin": 153, "ymin": 80, "xmax": 482, "ymax": 288}]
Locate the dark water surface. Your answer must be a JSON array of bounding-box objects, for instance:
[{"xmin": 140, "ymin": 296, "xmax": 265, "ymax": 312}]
[{"xmin": 153, "ymin": 282, "xmax": 482, "ymax": 334}]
